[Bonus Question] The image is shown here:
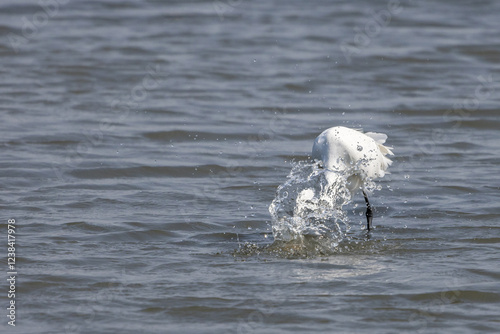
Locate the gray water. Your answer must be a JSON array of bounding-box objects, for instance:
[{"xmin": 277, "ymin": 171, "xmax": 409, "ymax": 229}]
[{"xmin": 1, "ymin": 0, "xmax": 500, "ymax": 333}]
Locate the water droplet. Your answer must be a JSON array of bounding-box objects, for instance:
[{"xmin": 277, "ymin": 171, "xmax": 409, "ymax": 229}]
[
  {"xmin": 357, "ymin": 145, "xmax": 363, "ymax": 151},
  {"xmin": 404, "ymin": 174, "xmax": 410, "ymax": 179},
  {"xmin": 282, "ymin": 191, "xmax": 288, "ymax": 198}
]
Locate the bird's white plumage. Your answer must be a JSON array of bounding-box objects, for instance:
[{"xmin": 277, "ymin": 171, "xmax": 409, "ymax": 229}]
[{"xmin": 312, "ymin": 126, "xmax": 393, "ymax": 193}]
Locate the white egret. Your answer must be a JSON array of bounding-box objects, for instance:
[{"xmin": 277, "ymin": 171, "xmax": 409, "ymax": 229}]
[{"xmin": 312, "ymin": 126, "xmax": 394, "ymax": 231}]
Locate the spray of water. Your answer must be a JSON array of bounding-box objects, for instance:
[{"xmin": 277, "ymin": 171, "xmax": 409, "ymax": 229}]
[{"xmin": 268, "ymin": 161, "xmax": 377, "ymax": 254}]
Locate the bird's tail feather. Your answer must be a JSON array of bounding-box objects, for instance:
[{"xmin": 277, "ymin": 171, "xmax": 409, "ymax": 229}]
[{"xmin": 365, "ymin": 131, "xmax": 394, "ymax": 156}]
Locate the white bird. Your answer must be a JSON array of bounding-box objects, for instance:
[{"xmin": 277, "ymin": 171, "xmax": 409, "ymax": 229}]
[{"xmin": 311, "ymin": 126, "xmax": 394, "ymax": 231}]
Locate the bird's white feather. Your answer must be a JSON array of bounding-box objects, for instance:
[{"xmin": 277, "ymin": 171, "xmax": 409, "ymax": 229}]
[
  {"xmin": 365, "ymin": 131, "xmax": 387, "ymax": 144},
  {"xmin": 312, "ymin": 126, "xmax": 394, "ymax": 194}
]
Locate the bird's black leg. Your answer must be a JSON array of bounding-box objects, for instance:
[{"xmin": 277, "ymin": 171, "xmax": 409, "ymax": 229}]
[{"xmin": 363, "ymin": 190, "xmax": 373, "ymax": 231}]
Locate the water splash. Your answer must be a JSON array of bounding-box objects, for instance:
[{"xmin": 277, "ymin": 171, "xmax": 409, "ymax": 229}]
[{"xmin": 268, "ymin": 161, "xmax": 354, "ymax": 251}]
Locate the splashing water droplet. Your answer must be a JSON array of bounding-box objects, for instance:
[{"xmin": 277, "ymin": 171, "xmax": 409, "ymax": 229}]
[
  {"xmin": 357, "ymin": 145, "xmax": 363, "ymax": 151},
  {"xmin": 268, "ymin": 162, "xmax": 354, "ymax": 251}
]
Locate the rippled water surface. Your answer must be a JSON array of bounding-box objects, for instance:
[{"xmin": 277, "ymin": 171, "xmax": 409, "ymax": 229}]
[{"xmin": 1, "ymin": 0, "xmax": 500, "ymax": 333}]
